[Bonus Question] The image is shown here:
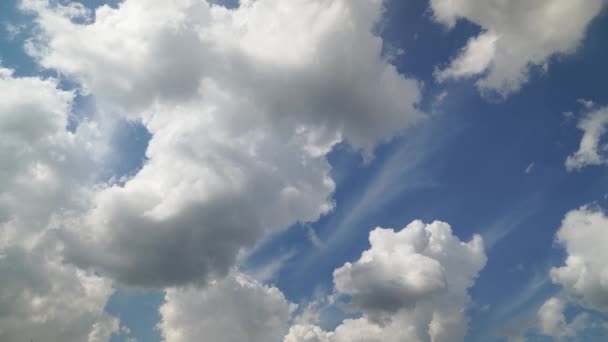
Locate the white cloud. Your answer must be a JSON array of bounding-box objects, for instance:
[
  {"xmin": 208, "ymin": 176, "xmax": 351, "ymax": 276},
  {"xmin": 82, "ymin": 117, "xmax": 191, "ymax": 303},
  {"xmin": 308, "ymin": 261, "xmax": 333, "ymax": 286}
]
[
  {"xmin": 524, "ymin": 162, "xmax": 535, "ymax": 174},
  {"xmin": 285, "ymin": 220, "xmax": 487, "ymax": 342},
  {"xmin": 550, "ymin": 206, "xmax": 608, "ymax": 312},
  {"xmin": 537, "ymin": 297, "xmax": 588, "ymax": 339},
  {"xmin": 0, "ymin": 67, "xmax": 99, "ymax": 244},
  {"xmin": 0, "ymin": 248, "xmax": 118, "ymax": 342},
  {"xmin": 435, "ymin": 31, "xmax": 498, "ymax": 81},
  {"xmin": 158, "ymin": 272, "xmax": 296, "ymax": 342},
  {"xmin": 566, "ymin": 106, "xmax": 608, "ymax": 171},
  {"xmin": 431, "ymin": 0, "xmax": 607, "ymax": 96},
  {"xmin": 0, "ymin": 68, "xmax": 117, "ymax": 341},
  {"xmin": 285, "ymin": 324, "xmax": 333, "ymax": 342},
  {"xmin": 21, "ymin": 0, "xmax": 424, "ymax": 288}
]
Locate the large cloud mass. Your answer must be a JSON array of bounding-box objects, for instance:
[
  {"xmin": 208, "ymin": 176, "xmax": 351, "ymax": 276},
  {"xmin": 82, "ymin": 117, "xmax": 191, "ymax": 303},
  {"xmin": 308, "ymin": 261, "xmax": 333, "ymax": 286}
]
[
  {"xmin": 431, "ymin": 0, "xmax": 607, "ymax": 96},
  {"xmin": 0, "ymin": 69, "xmax": 117, "ymax": 342},
  {"xmin": 21, "ymin": 0, "xmax": 424, "ymax": 287},
  {"xmin": 285, "ymin": 220, "xmax": 487, "ymax": 342}
]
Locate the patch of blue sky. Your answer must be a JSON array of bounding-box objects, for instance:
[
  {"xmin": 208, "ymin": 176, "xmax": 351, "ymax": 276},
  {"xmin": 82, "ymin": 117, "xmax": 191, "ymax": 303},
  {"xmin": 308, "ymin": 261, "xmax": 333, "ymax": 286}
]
[{"xmin": 107, "ymin": 290, "xmax": 165, "ymax": 342}]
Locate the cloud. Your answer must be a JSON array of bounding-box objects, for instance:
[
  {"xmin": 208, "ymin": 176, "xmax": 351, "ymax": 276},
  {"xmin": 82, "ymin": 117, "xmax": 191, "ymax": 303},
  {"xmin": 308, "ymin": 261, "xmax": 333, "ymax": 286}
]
[
  {"xmin": 0, "ymin": 68, "xmax": 117, "ymax": 341},
  {"xmin": 524, "ymin": 162, "xmax": 535, "ymax": 174},
  {"xmin": 0, "ymin": 247, "xmax": 118, "ymax": 342},
  {"xmin": 537, "ymin": 297, "xmax": 588, "ymax": 339},
  {"xmin": 431, "ymin": 0, "xmax": 607, "ymax": 96},
  {"xmin": 0, "ymin": 67, "xmax": 99, "ymax": 241},
  {"xmin": 550, "ymin": 206, "xmax": 608, "ymax": 312},
  {"xmin": 566, "ymin": 106, "xmax": 608, "ymax": 171},
  {"xmin": 285, "ymin": 220, "xmax": 487, "ymax": 342},
  {"xmin": 158, "ymin": 272, "xmax": 296, "ymax": 342},
  {"xmin": 435, "ymin": 31, "xmax": 498, "ymax": 82},
  {"xmin": 502, "ymin": 207, "xmax": 608, "ymax": 341},
  {"xmin": 21, "ymin": 0, "xmax": 424, "ymax": 288},
  {"xmin": 284, "ymin": 324, "xmax": 333, "ymax": 342}
]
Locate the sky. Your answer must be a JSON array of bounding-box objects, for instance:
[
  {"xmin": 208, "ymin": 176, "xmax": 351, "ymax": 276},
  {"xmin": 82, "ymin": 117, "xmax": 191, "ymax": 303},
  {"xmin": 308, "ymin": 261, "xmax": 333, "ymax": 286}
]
[{"xmin": 1, "ymin": 1, "xmax": 608, "ymax": 342}]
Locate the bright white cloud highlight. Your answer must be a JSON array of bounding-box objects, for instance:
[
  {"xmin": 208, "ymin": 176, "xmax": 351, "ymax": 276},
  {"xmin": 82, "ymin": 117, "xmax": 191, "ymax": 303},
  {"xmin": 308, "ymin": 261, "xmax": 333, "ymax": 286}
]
[
  {"xmin": 158, "ymin": 272, "xmax": 296, "ymax": 342},
  {"xmin": 551, "ymin": 207, "xmax": 608, "ymax": 312},
  {"xmin": 431, "ymin": 0, "xmax": 607, "ymax": 96},
  {"xmin": 285, "ymin": 220, "xmax": 487, "ymax": 342},
  {"xmin": 566, "ymin": 106, "xmax": 608, "ymax": 171},
  {"xmin": 21, "ymin": 0, "xmax": 424, "ymax": 288}
]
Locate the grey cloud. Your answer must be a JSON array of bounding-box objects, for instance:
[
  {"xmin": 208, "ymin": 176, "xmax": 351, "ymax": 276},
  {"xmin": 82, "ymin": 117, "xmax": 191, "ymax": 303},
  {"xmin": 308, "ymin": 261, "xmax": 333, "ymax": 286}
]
[{"xmin": 22, "ymin": 0, "xmax": 424, "ymax": 288}]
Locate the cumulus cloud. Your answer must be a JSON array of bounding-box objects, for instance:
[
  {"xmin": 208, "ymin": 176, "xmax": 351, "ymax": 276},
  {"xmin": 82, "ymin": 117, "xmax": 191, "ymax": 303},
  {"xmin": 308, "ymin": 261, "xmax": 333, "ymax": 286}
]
[
  {"xmin": 21, "ymin": 0, "xmax": 424, "ymax": 287},
  {"xmin": 0, "ymin": 68, "xmax": 117, "ymax": 341},
  {"xmin": 0, "ymin": 247, "xmax": 118, "ymax": 342},
  {"xmin": 285, "ymin": 220, "xmax": 487, "ymax": 342},
  {"xmin": 566, "ymin": 106, "xmax": 608, "ymax": 171},
  {"xmin": 158, "ymin": 272, "xmax": 296, "ymax": 342},
  {"xmin": 508, "ymin": 206, "xmax": 608, "ymax": 341},
  {"xmin": 537, "ymin": 297, "xmax": 588, "ymax": 339},
  {"xmin": 551, "ymin": 206, "xmax": 608, "ymax": 312},
  {"xmin": 0, "ymin": 67, "xmax": 99, "ymax": 243},
  {"xmin": 431, "ymin": 0, "xmax": 607, "ymax": 96}
]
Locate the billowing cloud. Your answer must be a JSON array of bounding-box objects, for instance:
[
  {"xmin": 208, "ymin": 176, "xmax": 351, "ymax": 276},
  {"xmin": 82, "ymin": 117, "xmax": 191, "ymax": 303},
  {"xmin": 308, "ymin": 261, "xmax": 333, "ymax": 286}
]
[
  {"xmin": 285, "ymin": 220, "xmax": 487, "ymax": 342},
  {"xmin": 431, "ymin": 0, "xmax": 607, "ymax": 96},
  {"xmin": 0, "ymin": 68, "xmax": 117, "ymax": 341},
  {"xmin": 537, "ymin": 297, "xmax": 588, "ymax": 339},
  {"xmin": 0, "ymin": 67, "xmax": 98, "ymax": 243},
  {"xmin": 550, "ymin": 207, "xmax": 608, "ymax": 312},
  {"xmin": 0, "ymin": 247, "xmax": 118, "ymax": 342},
  {"xmin": 21, "ymin": 0, "xmax": 424, "ymax": 287},
  {"xmin": 566, "ymin": 106, "xmax": 608, "ymax": 171},
  {"xmin": 158, "ymin": 272, "xmax": 296, "ymax": 342}
]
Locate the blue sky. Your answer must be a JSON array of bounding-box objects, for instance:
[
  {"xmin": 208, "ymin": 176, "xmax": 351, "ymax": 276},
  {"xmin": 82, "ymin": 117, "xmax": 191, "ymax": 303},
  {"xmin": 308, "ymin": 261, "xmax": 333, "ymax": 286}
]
[{"xmin": 1, "ymin": 1, "xmax": 608, "ymax": 342}]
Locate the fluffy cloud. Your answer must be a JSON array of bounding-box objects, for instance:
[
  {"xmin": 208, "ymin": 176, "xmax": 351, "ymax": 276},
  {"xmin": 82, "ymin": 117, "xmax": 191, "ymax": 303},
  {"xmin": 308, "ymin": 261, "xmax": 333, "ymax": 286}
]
[
  {"xmin": 158, "ymin": 272, "xmax": 295, "ymax": 342},
  {"xmin": 0, "ymin": 247, "xmax": 118, "ymax": 342},
  {"xmin": 21, "ymin": 0, "xmax": 424, "ymax": 287},
  {"xmin": 550, "ymin": 207, "xmax": 608, "ymax": 312},
  {"xmin": 0, "ymin": 69, "xmax": 117, "ymax": 341},
  {"xmin": 431, "ymin": 0, "xmax": 607, "ymax": 96},
  {"xmin": 285, "ymin": 220, "xmax": 487, "ymax": 342},
  {"xmin": 566, "ymin": 106, "xmax": 608, "ymax": 171},
  {"xmin": 537, "ymin": 297, "xmax": 588, "ymax": 339},
  {"xmin": 0, "ymin": 67, "xmax": 98, "ymax": 244}
]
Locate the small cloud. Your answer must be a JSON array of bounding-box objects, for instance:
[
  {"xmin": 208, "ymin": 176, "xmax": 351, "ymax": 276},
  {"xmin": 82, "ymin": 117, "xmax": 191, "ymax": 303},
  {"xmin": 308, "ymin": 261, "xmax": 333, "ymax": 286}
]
[
  {"xmin": 562, "ymin": 111, "xmax": 575, "ymax": 125},
  {"xmin": 435, "ymin": 91, "xmax": 448, "ymax": 105},
  {"xmin": 577, "ymin": 98, "xmax": 595, "ymax": 109},
  {"xmin": 306, "ymin": 225, "xmax": 324, "ymax": 248},
  {"xmin": 431, "ymin": 91, "xmax": 448, "ymax": 115},
  {"xmin": 248, "ymin": 250, "xmax": 297, "ymax": 283},
  {"xmin": 3, "ymin": 23, "xmax": 26, "ymax": 40},
  {"xmin": 524, "ymin": 162, "xmax": 535, "ymax": 174}
]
